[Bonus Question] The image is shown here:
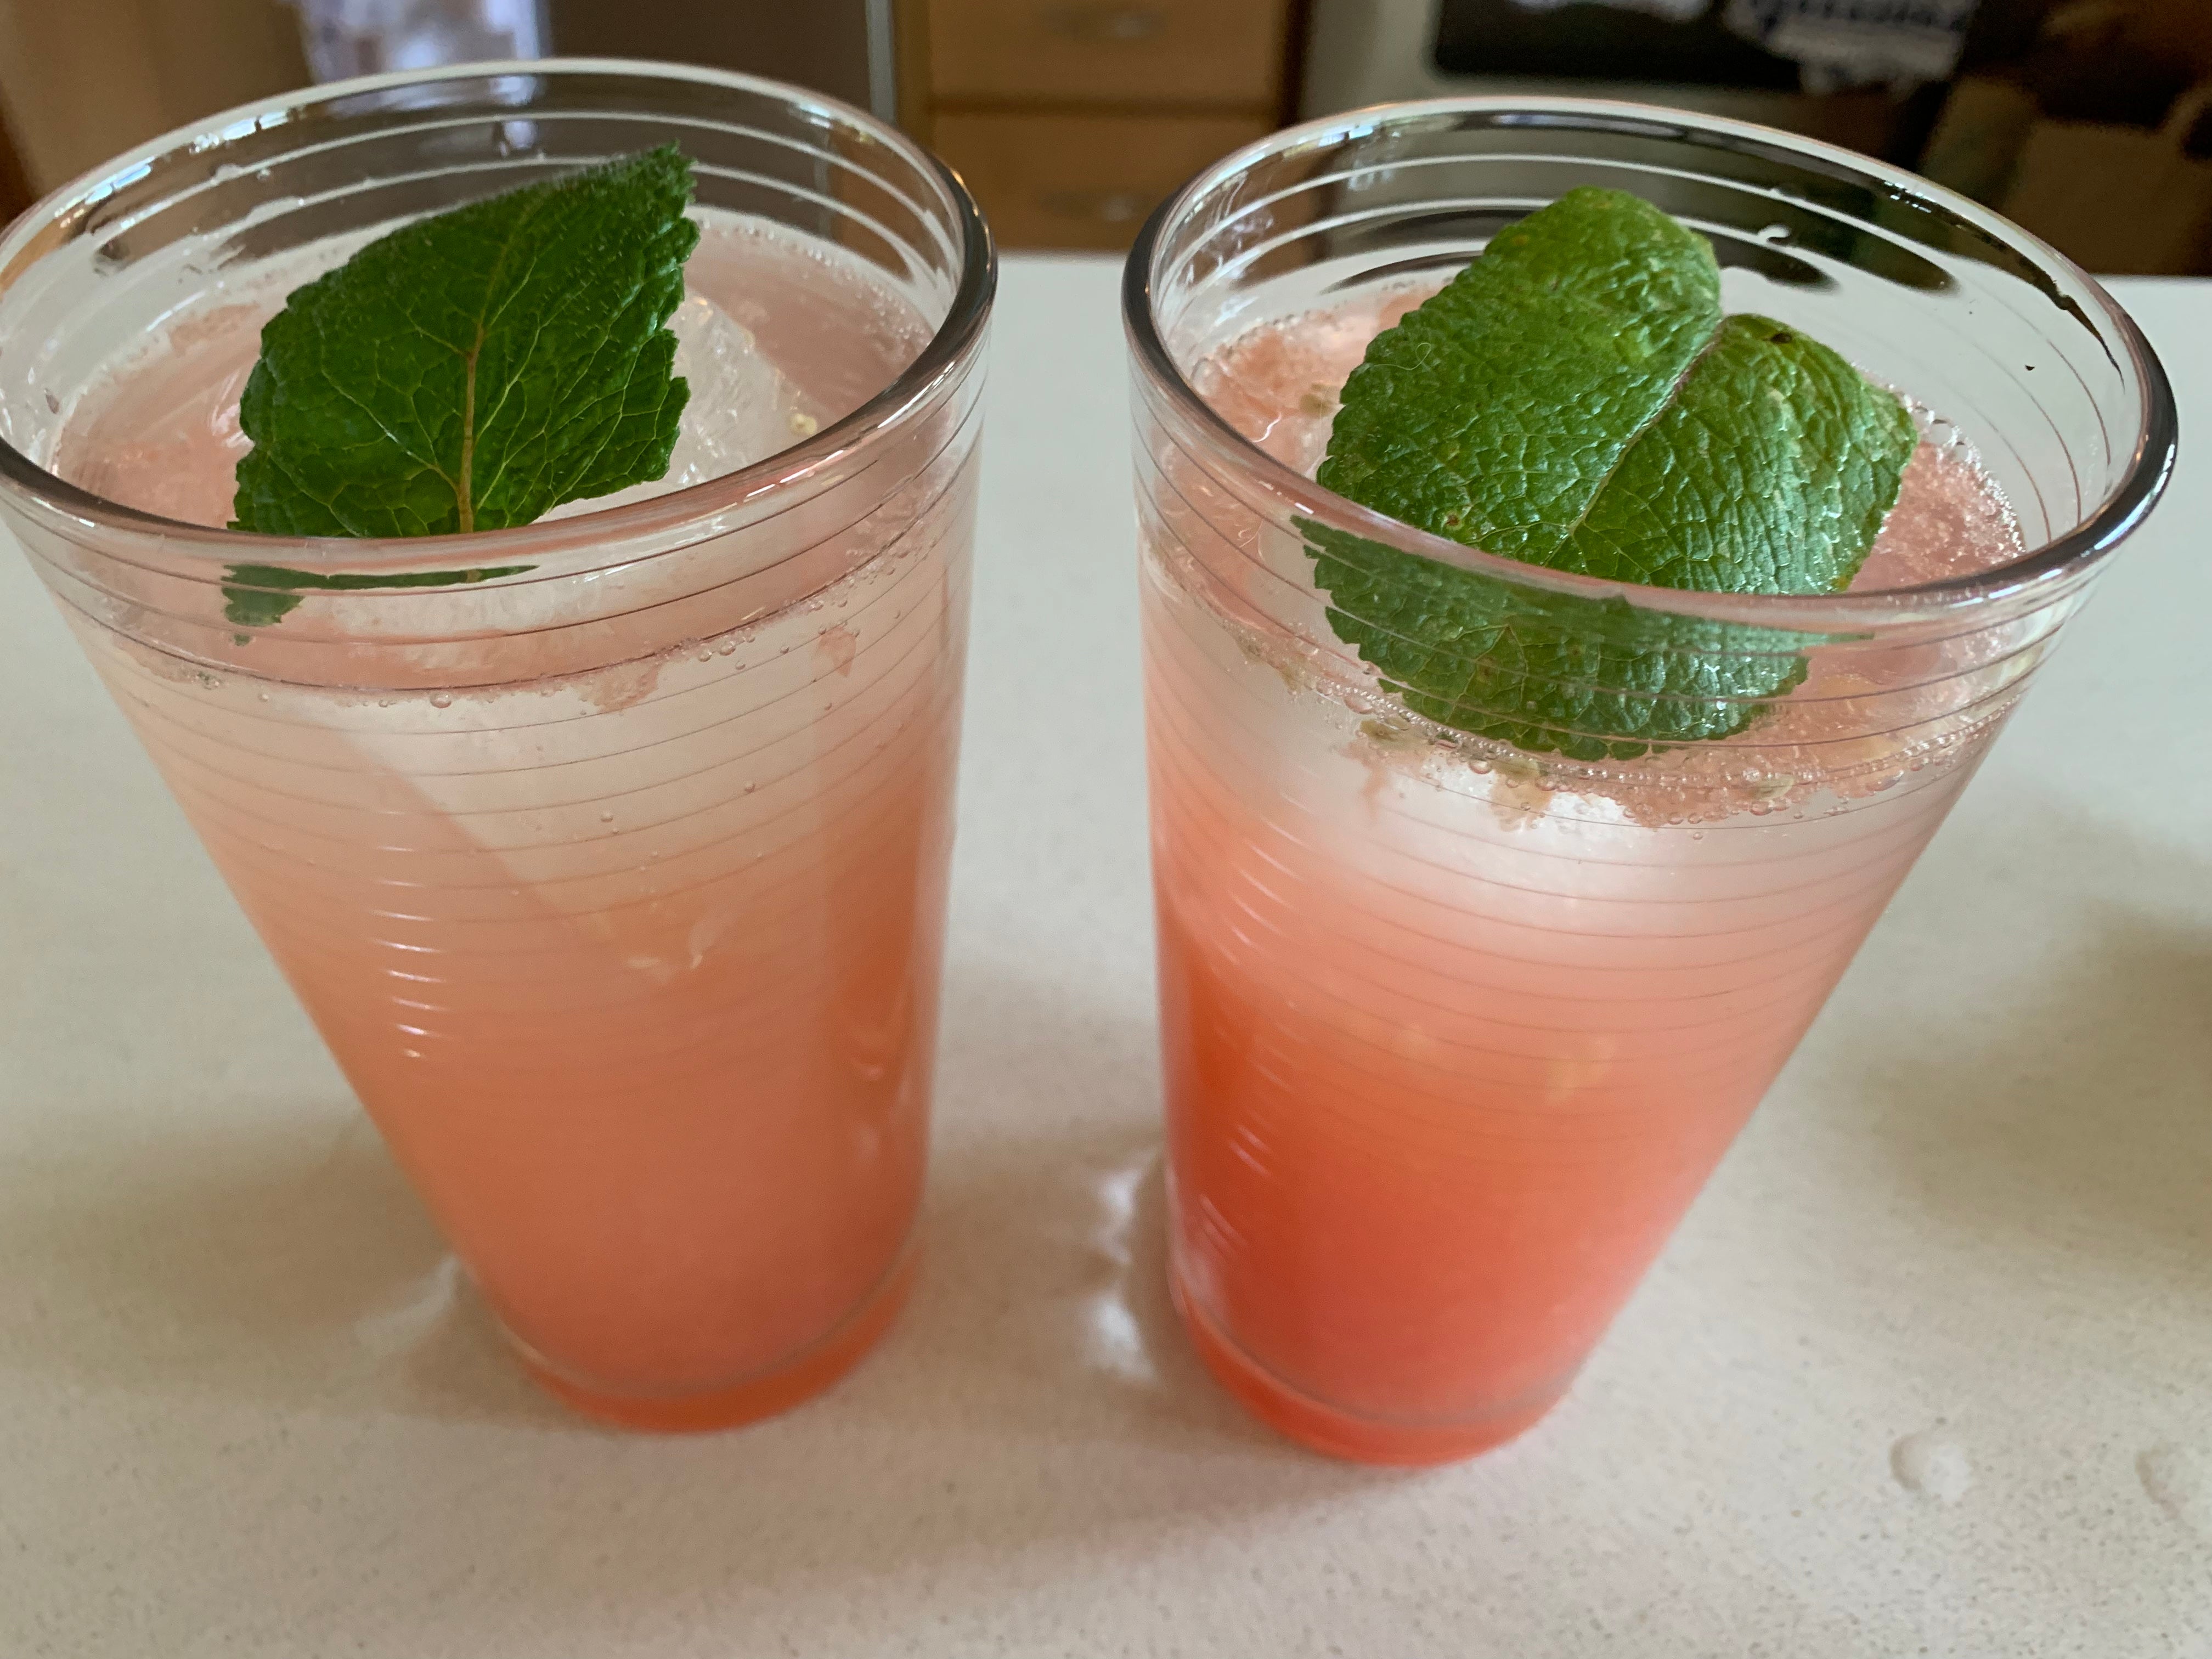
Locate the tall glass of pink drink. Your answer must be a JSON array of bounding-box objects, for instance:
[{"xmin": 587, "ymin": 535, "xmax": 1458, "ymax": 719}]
[
  {"xmin": 0, "ymin": 63, "xmax": 993, "ymax": 1429},
  {"xmin": 1124, "ymin": 101, "xmax": 2174, "ymax": 1464}
]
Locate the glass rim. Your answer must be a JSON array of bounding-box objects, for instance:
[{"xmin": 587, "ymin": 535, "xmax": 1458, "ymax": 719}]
[
  {"xmin": 1122, "ymin": 94, "xmax": 2179, "ymax": 634},
  {"xmin": 0, "ymin": 55, "xmax": 997, "ymax": 563}
]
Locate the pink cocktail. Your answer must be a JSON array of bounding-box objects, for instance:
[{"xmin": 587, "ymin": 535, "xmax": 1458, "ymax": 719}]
[
  {"xmin": 1125, "ymin": 103, "xmax": 2174, "ymax": 1463},
  {"xmin": 0, "ymin": 65, "xmax": 993, "ymax": 1429}
]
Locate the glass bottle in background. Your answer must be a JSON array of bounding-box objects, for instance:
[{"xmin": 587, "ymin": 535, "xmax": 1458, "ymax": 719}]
[
  {"xmin": 291, "ymin": 0, "xmax": 547, "ymax": 80},
  {"xmin": 0, "ymin": 63, "xmax": 994, "ymax": 1430},
  {"xmin": 1124, "ymin": 100, "xmax": 2174, "ymax": 1464}
]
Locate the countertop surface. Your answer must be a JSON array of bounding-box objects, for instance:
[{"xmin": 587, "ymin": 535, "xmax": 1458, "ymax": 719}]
[{"xmin": 2, "ymin": 259, "xmax": 2208, "ymax": 1658}]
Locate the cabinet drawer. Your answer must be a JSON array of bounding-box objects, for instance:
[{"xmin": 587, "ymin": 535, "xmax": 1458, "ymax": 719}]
[
  {"xmin": 926, "ymin": 0, "xmax": 1288, "ymax": 108},
  {"xmin": 933, "ymin": 112, "xmax": 1268, "ymax": 251}
]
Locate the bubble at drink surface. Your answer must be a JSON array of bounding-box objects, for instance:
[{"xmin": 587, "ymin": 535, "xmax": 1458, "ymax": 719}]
[
  {"xmin": 543, "ymin": 294, "xmax": 826, "ymax": 519},
  {"xmin": 1177, "ymin": 281, "xmax": 2029, "ymax": 825},
  {"xmin": 52, "ymin": 220, "xmax": 890, "ymax": 530},
  {"xmin": 1191, "ymin": 280, "xmax": 2023, "ymax": 594}
]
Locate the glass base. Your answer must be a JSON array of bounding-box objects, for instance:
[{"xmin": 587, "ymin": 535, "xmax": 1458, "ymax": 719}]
[
  {"xmin": 510, "ymin": 1250, "xmax": 916, "ymax": 1433},
  {"xmin": 1171, "ymin": 1266, "xmax": 1568, "ymax": 1466}
]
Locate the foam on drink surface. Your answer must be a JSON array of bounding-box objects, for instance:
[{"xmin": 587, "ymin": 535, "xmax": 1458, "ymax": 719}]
[
  {"xmin": 1172, "ymin": 285, "xmax": 2030, "ymax": 827},
  {"xmin": 50, "ymin": 219, "xmax": 925, "ymax": 531}
]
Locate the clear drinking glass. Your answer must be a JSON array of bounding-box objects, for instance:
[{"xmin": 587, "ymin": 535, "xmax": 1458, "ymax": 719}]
[
  {"xmin": 1124, "ymin": 99, "xmax": 2174, "ymax": 1464},
  {"xmin": 0, "ymin": 61, "xmax": 993, "ymax": 1429}
]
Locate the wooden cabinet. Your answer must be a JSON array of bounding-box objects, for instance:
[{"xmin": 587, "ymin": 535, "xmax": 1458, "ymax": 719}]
[
  {"xmin": 901, "ymin": 0, "xmax": 1295, "ymax": 251},
  {"xmin": 932, "ymin": 111, "xmax": 1272, "ymax": 250},
  {"xmin": 928, "ymin": 0, "xmax": 1288, "ymax": 106},
  {"xmin": 0, "ymin": 0, "xmax": 308, "ymax": 194},
  {"xmin": 0, "ymin": 0, "xmax": 1294, "ymax": 255}
]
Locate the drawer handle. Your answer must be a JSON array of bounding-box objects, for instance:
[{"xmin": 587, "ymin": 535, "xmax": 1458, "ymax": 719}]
[
  {"xmin": 1037, "ymin": 189, "xmax": 1155, "ymax": 223},
  {"xmin": 1039, "ymin": 5, "xmax": 1168, "ymax": 42}
]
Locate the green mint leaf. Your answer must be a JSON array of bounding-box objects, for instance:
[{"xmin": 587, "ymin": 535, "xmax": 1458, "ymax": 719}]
[
  {"xmin": 219, "ymin": 562, "xmax": 538, "ymax": 627},
  {"xmin": 1303, "ymin": 522, "xmax": 1823, "ymax": 762},
  {"xmin": 1313, "ymin": 187, "xmax": 1916, "ymax": 758},
  {"xmin": 232, "ymin": 144, "xmax": 699, "ymax": 539}
]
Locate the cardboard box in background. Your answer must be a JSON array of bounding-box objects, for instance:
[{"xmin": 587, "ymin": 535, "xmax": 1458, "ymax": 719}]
[
  {"xmin": 1922, "ymin": 0, "xmax": 2212, "ymax": 273},
  {"xmin": 2006, "ymin": 84, "xmax": 2212, "ymax": 273},
  {"xmin": 2123, "ymin": 0, "xmax": 2212, "ymax": 78}
]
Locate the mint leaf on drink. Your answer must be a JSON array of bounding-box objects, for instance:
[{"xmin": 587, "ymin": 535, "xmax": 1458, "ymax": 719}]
[
  {"xmin": 1313, "ymin": 187, "xmax": 1915, "ymax": 758},
  {"xmin": 231, "ymin": 144, "xmax": 698, "ymax": 539},
  {"xmin": 1302, "ymin": 523, "xmax": 1831, "ymax": 760}
]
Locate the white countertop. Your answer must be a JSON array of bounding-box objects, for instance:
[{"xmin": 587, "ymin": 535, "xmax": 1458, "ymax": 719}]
[{"xmin": 2, "ymin": 259, "xmax": 2208, "ymax": 1657}]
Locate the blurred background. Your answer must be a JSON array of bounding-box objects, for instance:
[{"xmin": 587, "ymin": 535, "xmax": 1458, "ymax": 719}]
[{"xmin": 0, "ymin": 0, "xmax": 2205, "ymax": 269}]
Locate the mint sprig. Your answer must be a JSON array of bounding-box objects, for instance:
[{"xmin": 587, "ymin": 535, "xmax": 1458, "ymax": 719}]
[
  {"xmin": 1313, "ymin": 187, "xmax": 1915, "ymax": 758},
  {"xmin": 225, "ymin": 144, "xmax": 698, "ymax": 622}
]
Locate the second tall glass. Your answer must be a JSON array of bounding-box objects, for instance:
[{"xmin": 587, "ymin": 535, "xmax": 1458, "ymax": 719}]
[
  {"xmin": 1125, "ymin": 100, "xmax": 2174, "ymax": 1464},
  {"xmin": 0, "ymin": 63, "xmax": 994, "ymax": 1429}
]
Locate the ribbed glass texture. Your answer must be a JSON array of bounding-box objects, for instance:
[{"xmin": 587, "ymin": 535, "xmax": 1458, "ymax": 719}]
[
  {"xmin": 1124, "ymin": 100, "xmax": 2174, "ymax": 1464},
  {"xmin": 0, "ymin": 62, "xmax": 994, "ymax": 1426}
]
